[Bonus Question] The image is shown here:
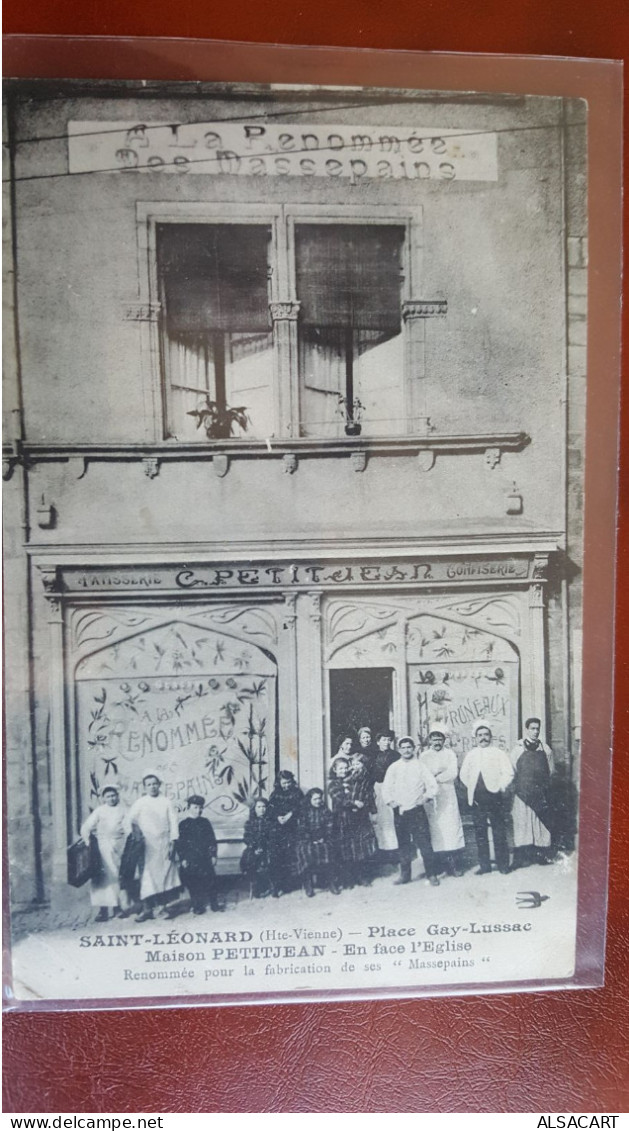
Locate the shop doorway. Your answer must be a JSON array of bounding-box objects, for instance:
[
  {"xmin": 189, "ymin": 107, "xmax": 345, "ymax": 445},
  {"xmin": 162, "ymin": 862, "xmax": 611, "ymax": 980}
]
[{"xmin": 329, "ymin": 667, "xmax": 394, "ymax": 750}]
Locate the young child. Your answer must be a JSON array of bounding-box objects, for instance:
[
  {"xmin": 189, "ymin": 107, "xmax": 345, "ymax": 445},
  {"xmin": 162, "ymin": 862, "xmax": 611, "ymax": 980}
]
[
  {"xmin": 177, "ymin": 795, "xmax": 222, "ymax": 914},
  {"xmin": 240, "ymin": 798, "xmax": 272, "ymax": 898},
  {"xmin": 328, "ymin": 756, "xmax": 377, "ymax": 888},
  {"xmin": 296, "ymin": 788, "xmax": 340, "ymax": 897}
]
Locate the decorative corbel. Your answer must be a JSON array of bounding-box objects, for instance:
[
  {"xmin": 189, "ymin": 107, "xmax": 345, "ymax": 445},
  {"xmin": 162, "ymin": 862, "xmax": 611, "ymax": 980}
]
[
  {"xmin": 283, "ymin": 453, "xmax": 298, "ymax": 475},
  {"xmin": 70, "ymin": 456, "xmax": 89, "ymax": 480},
  {"xmin": 36, "ymin": 494, "xmax": 56, "ymax": 529},
  {"xmin": 350, "ymin": 450, "xmax": 368, "ymax": 473},
  {"xmin": 417, "ymin": 449, "xmax": 435, "ymax": 472},
  {"xmin": 506, "ymin": 483, "xmax": 523, "ymax": 515},
  {"xmin": 532, "ymin": 552, "xmax": 550, "ymax": 580},
  {"xmin": 37, "ymin": 564, "xmax": 60, "ymax": 595},
  {"xmin": 143, "ymin": 457, "xmax": 160, "ymax": 479},
  {"xmin": 2, "ymin": 456, "xmax": 18, "ymax": 481},
  {"xmin": 485, "ymin": 447, "xmax": 501, "ymax": 469},
  {"xmin": 212, "ymin": 453, "xmax": 230, "ymax": 479}
]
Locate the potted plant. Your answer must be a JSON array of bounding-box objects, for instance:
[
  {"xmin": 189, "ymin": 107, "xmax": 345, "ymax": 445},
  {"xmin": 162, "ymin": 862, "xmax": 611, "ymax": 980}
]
[
  {"xmin": 187, "ymin": 396, "xmax": 249, "ymax": 440},
  {"xmin": 336, "ymin": 394, "xmax": 364, "ymax": 437}
]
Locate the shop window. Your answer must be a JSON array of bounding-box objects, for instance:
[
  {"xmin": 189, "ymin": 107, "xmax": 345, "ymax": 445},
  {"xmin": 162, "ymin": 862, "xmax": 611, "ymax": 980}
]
[
  {"xmin": 157, "ymin": 223, "xmax": 274, "ymax": 441},
  {"xmin": 295, "ymin": 223, "xmax": 406, "ymax": 438}
]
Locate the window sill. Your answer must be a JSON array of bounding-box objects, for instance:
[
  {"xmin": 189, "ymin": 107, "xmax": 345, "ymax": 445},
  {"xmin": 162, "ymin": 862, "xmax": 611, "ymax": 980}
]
[{"xmin": 3, "ymin": 432, "xmax": 530, "ymax": 480}]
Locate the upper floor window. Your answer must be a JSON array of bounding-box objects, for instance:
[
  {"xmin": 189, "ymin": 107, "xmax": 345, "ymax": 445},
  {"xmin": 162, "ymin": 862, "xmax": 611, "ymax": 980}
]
[
  {"xmin": 157, "ymin": 223, "xmax": 273, "ymax": 441},
  {"xmin": 145, "ymin": 205, "xmax": 424, "ymax": 443},
  {"xmin": 295, "ymin": 223, "xmax": 405, "ymax": 438}
]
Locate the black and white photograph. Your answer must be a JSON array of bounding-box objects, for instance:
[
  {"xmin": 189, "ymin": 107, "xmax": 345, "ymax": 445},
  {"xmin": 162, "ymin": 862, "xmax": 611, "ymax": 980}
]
[{"xmin": 3, "ymin": 75, "xmax": 590, "ymax": 1007}]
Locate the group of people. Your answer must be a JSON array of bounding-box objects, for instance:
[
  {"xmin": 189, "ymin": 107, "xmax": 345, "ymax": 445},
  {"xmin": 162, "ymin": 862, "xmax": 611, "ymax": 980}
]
[
  {"xmin": 79, "ymin": 776, "xmax": 222, "ymax": 923},
  {"xmin": 78, "ymin": 716, "xmax": 557, "ymax": 921}
]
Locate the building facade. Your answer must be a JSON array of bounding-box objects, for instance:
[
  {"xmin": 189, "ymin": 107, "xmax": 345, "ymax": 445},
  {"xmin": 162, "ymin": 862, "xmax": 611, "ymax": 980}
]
[{"xmin": 3, "ymin": 81, "xmax": 586, "ymax": 901}]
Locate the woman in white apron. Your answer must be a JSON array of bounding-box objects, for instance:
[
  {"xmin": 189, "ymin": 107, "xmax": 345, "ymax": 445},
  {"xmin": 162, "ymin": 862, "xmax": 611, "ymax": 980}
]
[{"xmin": 80, "ymin": 784, "xmax": 129, "ymax": 922}]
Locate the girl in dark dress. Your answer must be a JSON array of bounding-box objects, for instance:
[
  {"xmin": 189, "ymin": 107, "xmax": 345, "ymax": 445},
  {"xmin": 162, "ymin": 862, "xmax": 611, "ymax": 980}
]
[
  {"xmin": 266, "ymin": 770, "xmax": 304, "ymax": 897},
  {"xmin": 328, "ymin": 756, "xmax": 377, "ymax": 888},
  {"xmin": 296, "ymin": 788, "xmax": 340, "ymax": 897},
  {"xmin": 177, "ymin": 795, "xmax": 221, "ymax": 914},
  {"xmin": 240, "ymin": 798, "xmax": 272, "ymax": 897}
]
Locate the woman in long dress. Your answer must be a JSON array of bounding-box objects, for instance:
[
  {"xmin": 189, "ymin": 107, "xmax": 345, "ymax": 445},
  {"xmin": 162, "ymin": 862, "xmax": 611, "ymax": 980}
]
[
  {"xmin": 266, "ymin": 770, "xmax": 304, "ymax": 896},
  {"xmin": 80, "ymin": 784, "xmax": 129, "ymax": 922},
  {"xmin": 328, "ymin": 755, "xmax": 377, "ymax": 887},
  {"xmin": 419, "ymin": 726, "xmax": 465, "ymax": 876}
]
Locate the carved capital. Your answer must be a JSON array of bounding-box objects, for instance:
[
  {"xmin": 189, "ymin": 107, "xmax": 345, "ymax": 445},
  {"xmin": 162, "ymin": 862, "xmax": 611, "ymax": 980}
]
[
  {"xmin": 269, "ymin": 301, "xmax": 301, "ymax": 322},
  {"xmin": 123, "ymin": 302, "xmax": 161, "ymax": 322},
  {"xmin": 529, "ymin": 582, "xmax": 545, "ymax": 609},
  {"xmin": 402, "ymin": 299, "xmax": 448, "ymax": 321},
  {"xmin": 46, "ymin": 595, "xmax": 63, "ymax": 621},
  {"xmin": 307, "ymin": 592, "xmax": 322, "ymax": 624},
  {"xmin": 283, "ymin": 593, "xmax": 298, "ymax": 627}
]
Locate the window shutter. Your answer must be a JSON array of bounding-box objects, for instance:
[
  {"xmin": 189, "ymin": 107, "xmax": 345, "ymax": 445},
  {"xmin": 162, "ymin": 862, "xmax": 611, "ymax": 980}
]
[
  {"xmin": 157, "ymin": 224, "xmax": 271, "ymax": 334},
  {"xmin": 295, "ymin": 224, "xmax": 404, "ymax": 330}
]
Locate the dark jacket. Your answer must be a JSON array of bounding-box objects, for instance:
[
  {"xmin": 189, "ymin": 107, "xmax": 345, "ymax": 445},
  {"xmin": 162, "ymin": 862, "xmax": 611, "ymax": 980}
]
[{"xmin": 177, "ymin": 816, "xmax": 217, "ymax": 878}]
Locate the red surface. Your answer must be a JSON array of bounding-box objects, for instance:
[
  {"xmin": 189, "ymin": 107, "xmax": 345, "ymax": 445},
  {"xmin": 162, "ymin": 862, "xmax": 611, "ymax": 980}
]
[{"xmin": 3, "ymin": 1, "xmax": 629, "ymax": 1115}]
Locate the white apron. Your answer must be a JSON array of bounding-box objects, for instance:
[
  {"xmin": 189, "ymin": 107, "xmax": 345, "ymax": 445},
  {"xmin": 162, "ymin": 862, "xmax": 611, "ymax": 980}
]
[
  {"xmin": 420, "ymin": 748, "xmax": 465, "ymax": 853},
  {"xmin": 372, "ymin": 781, "xmax": 399, "ymax": 851},
  {"xmin": 129, "ymin": 793, "xmax": 181, "ymax": 900},
  {"xmin": 80, "ymin": 803, "xmax": 129, "ymax": 908}
]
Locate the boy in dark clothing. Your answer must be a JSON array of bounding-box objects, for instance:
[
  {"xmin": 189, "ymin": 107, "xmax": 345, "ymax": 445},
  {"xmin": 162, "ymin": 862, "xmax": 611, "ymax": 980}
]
[{"xmin": 177, "ymin": 795, "xmax": 222, "ymax": 914}]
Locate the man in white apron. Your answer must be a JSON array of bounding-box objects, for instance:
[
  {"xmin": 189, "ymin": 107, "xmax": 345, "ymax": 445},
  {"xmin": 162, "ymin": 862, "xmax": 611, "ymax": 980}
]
[
  {"xmin": 129, "ymin": 771, "xmax": 181, "ymax": 922},
  {"xmin": 420, "ymin": 726, "xmax": 465, "ymax": 876}
]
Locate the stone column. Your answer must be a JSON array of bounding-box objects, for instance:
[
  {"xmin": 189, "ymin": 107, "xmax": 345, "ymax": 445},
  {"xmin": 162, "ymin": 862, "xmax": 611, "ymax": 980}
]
[
  {"xmin": 124, "ymin": 301, "xmax": 162, "ymax": 441},
  {"xmin": 270, "ymin": 301, "xmax": 301, "ymax": 438},
  {"xmin": 38, "ymin": 569, "xmax": 69, "ymax": 886},
  {"xmin": 279, "ymin": 593, "xmax": 300, "ymax": 775},
  {"xmin": 402, "ymin": 299, "xmax": 447, "ymax": 434},
  {"xmin": 294, "ymin": 591, "xmax": 325, "ymax": 790},
  {"xmin": 527, "ymin": 582, "xmax": 548, "ymax": 728}
]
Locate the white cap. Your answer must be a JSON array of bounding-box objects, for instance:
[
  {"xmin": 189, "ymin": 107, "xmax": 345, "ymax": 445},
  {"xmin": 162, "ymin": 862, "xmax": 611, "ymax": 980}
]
[
  {"xmin": 428, "ymin": 723, "xmax": 450, "ymax": 738},
  {"xmin": 473, "ymin": 720, "xmax": 493, "ymax": 736}
]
